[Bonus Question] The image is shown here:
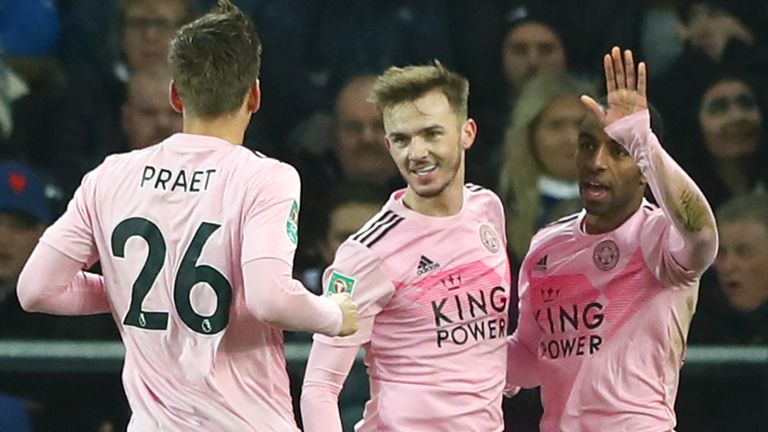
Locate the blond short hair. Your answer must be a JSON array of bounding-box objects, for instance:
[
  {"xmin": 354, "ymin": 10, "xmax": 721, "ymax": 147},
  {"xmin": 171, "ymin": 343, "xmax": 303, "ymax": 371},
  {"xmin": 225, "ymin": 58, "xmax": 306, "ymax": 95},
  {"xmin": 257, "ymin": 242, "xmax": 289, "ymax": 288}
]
[{"xmin": 369, "ymin": 61, "xmax": 469, "ymax": 121}]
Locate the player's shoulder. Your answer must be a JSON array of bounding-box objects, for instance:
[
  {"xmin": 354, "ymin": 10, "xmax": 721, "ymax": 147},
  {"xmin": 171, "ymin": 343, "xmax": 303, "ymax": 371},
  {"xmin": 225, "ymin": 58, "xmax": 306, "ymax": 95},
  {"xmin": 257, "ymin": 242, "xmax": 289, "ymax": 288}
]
[
  {"xmin": 465, "ymin": 183, "xmax": 504, "ymax": 215},
  {"xmin": 636, "ymin": 199, "xmax": 666, "ymax": 229},
  {"xmin": 231, "ymin": 149, "xmax": 300, "ymax": 190},
  {"xmin": 347, "ymin": 202, "xmax": 405, "ymax": 252},
  {"xmin": 464, "ymin": 183, "xmax": 502, "ymax": 203},
  {"xmin": 531, "ymin": 210, "xmax": 582, "ymax": 248},
  {"xmin": 640, "ymin": 200, "xmax": 661, "ymax": 216},
  {"xmin": 91, "ymin": 150, "xmax": 142, "ymax": 178},
  {"xmin": 235, "ymin": 147, "xmax": 295, "ymax": 173}
]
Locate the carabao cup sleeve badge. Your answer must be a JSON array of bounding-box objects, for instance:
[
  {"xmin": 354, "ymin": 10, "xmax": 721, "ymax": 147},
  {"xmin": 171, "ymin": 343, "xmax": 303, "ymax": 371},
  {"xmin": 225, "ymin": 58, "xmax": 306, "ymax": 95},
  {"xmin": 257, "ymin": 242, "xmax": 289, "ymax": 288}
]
[
  {"xmin": 286, "ymin": 200, "xmax": 299, "ymax": 244},
  {"xmin": 327, "ymin": 271, "xmax": 357, "ymax": 295}
]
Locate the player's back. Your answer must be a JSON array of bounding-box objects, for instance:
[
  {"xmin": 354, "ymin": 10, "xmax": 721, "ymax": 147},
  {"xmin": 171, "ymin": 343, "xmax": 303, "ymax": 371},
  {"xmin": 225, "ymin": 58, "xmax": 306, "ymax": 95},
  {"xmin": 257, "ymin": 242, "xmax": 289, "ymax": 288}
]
[{"xmin": 83, "ymin": 134, "xmax": 299, "ymax": 431}]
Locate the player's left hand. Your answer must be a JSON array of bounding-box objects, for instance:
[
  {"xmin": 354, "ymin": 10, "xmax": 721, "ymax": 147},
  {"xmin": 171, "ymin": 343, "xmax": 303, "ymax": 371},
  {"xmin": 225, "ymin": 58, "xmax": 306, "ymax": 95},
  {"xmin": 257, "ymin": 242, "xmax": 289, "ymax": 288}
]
[
  {"xmin": 503, "ymin": 385, "xmax": 521, "ymax": 398},
  {"xmin": 581, "ymin": 46, "xmax": 648, "ymax": 127}
]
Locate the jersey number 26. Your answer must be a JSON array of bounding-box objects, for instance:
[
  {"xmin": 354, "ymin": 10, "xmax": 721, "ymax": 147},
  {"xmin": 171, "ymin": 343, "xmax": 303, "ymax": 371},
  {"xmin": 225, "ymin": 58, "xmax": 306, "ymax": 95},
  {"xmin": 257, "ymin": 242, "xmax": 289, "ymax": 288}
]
[{"xmin": 111, "ymin": 217, "xmax": 232, "ymax": 335}]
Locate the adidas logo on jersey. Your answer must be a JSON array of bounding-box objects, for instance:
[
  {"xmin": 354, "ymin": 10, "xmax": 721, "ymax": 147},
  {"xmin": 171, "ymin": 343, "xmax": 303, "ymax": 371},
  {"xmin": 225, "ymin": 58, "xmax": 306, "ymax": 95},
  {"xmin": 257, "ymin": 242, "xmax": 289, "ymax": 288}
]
[
  {"xmin": 417, "ymin": 255, "xmax": 440, "ymax": 275},
  {"xmin": 534, "ymin": 255, "xmax": 548, "ymax": 271}
]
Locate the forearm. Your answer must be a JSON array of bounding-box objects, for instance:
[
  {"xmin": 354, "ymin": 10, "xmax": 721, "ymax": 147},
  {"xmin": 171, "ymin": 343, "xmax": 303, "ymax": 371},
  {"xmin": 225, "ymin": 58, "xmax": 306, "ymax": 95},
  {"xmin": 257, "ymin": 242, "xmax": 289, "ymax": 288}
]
[
  {"xmin": 17, "ymin": 242, "xmax": 109, "ymax": 315},
  {"xmin": 300, "ymin": 341, "xmax": 359, "ymax": 432},
  {"xmin": 243, "ymin": 258, "xmax": 342, "ymax": 336},
  {"xmin": 506, "ymin": 333, "xmax": 541, "ymax": 388},
  {"xmin": 607, "ymin": 111, "xmax": 718, "ymax": 270}
]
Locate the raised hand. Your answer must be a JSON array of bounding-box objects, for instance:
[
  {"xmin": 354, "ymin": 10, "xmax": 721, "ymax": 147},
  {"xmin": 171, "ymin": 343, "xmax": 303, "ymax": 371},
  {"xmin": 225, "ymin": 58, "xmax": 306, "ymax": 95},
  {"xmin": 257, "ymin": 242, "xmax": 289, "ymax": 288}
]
[{"xmin": 581, "ymin": 46, "xmax": 648, "ymax": 127}]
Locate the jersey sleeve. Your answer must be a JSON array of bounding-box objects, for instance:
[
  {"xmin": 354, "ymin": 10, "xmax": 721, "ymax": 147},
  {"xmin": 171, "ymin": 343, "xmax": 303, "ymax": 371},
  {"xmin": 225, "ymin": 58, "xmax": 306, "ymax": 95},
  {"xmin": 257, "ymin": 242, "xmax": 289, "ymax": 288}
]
[
  {"xmin": 39, "ymin": 164, "xmax": 101, "ymax": 266},
  {"xmin": 17, "ymin": 242, "xmax": 109, "ymax": 315},
  {"xmin": 240, "ymin": 162, "xmax": 302, "ymax": 265},
  {"xmin": 506, "ymin": 248, "xmax": 542, "ymax": 388},
  {"xmin": 605, "ymin": 111, "xmax": 718, "ymax": 286},
  {"xmin": 313, "ymin": 240, "xmax": 396, "ymax": 347},
  {"xmin": 639, "ymin": 213, "xmax": 701, "ymax": 287},
  {"xmin": 300, "ymin": 340, "xmax": 360, "ymax": 432}
]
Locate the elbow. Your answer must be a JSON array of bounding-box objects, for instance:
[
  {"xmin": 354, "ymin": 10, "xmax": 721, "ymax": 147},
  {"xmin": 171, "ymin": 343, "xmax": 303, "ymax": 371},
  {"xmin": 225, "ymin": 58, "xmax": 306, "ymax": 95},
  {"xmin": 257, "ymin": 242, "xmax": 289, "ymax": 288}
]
[
  {"xmin": 17, "ymin": 269, "xmax": 45, "ymax": 312},
  {"xmin": 299, "ymin": 380, "xmax": 339, "ymax": 416},
  {"xmin": 692, "ymin": 224, "xmax": 719, "ymax": 271}
]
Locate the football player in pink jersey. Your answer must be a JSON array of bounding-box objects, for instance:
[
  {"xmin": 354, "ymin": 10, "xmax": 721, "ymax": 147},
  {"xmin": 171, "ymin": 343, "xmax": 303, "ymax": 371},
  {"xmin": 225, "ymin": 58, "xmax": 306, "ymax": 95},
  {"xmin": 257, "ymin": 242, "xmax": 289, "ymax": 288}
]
[
  {"xmin": 300, "ymin": 62, "xmax": 512, "ymax": 431},
  {"xmin": 507, "ymin": 47, "xmax": 719, "ymax": 431},
  {"xmin": 16, "ymin": 1, "xmax": 358, "ymax": 430}
]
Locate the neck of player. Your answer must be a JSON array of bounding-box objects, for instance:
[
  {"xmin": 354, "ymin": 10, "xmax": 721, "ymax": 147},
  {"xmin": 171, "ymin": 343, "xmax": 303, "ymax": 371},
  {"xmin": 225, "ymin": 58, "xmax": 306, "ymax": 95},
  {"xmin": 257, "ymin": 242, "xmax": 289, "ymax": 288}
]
[
  {"xmin": 182, "ymin": 111, "xmax": 251, "ymax": 146},
  {"xmin": 583, "ymin": 194, "xmax": 643, "ymax": 235},
  {"xmin": 403, "ymin": 170, "xmax": 465, "ymax": 217}
]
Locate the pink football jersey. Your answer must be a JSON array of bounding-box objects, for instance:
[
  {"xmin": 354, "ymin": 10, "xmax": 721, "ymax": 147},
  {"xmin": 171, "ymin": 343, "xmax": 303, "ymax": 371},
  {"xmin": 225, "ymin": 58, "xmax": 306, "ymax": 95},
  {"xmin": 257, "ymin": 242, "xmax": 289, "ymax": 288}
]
[
  {"xmin": 39, "ymin": 134, "xmax": 311, "ymax": 431},
  {"xmin": 507, "ymin": 109, "xmax": 717, "ymax": 432},
  {"xmin": 510, "ymin": 202, "xmax": 702, "ymax": 432},
  {"xmin": 310, "ymin": 185, "xmax": 511, "ymax": 431}
]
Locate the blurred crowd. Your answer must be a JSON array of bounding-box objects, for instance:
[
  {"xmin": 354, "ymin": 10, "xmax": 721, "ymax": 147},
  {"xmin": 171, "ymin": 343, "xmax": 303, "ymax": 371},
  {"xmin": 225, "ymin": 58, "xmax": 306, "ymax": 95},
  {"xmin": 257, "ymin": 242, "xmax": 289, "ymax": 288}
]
[{"xmin": 1, "ymin": 0, "xmax": 767, "ymax": 430}]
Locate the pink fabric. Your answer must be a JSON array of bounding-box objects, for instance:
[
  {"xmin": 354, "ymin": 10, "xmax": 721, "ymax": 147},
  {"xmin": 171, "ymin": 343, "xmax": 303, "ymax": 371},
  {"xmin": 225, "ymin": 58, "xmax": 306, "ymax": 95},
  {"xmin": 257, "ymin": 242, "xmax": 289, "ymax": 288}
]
[
  {"xmin": 31, "ymin": 133, "xmax": 342, "ymax": 431},
  {"xmin": 508, "ymin": 111, "xmax": 717, "ymax": 431},
  {"xmin": 302, "ymin": 186, "xmax": 511, "ymax": 432},
  {"xmin": 301, "ymin": 341, "xmax": 360, "ymax": 432},
  {"xmin": 243, "ymin": 258, "xmax": 341, "ymax": 335},
  {"xmin": 17, "ymin": 242, "xmax": 109, "ymax": 314}
]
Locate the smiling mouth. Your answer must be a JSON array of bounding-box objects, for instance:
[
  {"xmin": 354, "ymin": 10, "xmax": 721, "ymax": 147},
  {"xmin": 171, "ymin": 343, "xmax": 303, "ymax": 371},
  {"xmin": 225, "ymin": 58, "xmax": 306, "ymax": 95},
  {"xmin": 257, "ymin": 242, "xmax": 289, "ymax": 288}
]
[{"xmin": 412, "ymin": 164, "xmax": 437, "ymax": 176}]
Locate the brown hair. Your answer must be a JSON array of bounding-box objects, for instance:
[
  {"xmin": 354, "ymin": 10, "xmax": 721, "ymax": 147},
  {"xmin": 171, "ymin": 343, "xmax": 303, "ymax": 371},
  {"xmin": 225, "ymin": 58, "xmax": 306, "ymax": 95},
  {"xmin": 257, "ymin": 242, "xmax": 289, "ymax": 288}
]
[
  {"xmin": 368, "ymin": 61, "xmax": 469, "ymax": 121},
  {"xmin": 168, "ymin": 0, "xmax": 261, "ymax": 118}
]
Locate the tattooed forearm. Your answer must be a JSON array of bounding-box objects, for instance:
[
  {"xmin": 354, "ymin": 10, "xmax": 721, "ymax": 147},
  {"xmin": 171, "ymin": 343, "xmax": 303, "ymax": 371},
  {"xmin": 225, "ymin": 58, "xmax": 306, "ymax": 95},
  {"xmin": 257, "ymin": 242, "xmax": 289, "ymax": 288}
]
[{"xmin": 677, "ymin": 188, "xmax": 709, "ymax": 232}]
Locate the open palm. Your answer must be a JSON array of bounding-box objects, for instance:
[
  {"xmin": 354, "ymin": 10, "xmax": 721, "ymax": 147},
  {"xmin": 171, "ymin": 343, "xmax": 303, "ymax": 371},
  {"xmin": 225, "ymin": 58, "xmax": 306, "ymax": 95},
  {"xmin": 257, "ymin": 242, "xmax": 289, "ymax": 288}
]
[{"xmin": 581, "ymin": 46, "xmax": 648, "ymax": 127}]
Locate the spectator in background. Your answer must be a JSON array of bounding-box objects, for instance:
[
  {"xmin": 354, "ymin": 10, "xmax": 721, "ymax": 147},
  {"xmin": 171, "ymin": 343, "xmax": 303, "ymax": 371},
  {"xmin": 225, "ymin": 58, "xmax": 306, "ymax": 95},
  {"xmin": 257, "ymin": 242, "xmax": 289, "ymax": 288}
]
[
  {"xmin": 50, "ymin": 0, "xmax": 196, "ymax": 197},
  {"xmin": 333, "ymin": 76, "xmax": 398, "ymax": 185},
  {"xmin": 681, "ymin": 191, "xmax": 768, "ymax": 431},
  {"xmin": 294, "ymin": 74, "xmax": 402, "ymax": 254},
  {"xmin": 500, "ymin": 8, "xmax": 567, "ymax": 100},
  {"xmin": 122, "ymin": 65, "xmax": 181, "ymax": 150},
  {"xmin": 498, "ymin": 71, "xmax": 594, "ymax": 264},
  {"xmin": 468, "ymin": 5, "xmax": 569, "ymax": 188},
  {"xmin": 0, "ymin": 161, "xmax": 54, "ymax": 339},
  {"xmin": 117, "ymin": 0, "xmax": 196, "ymax": 79},
  {"xmin": 0, "ymin": 59, "xmax": 29, "ymax": 152},
  {"xmin": 690, "ymin": 192, "xmax": 768, "ymax": 344},
  {"xmin": 295, "ymin": 74, "xmax": 398, "ymax": 188},
  {"xmin": 0, "ymin": 160, "xmax": 121, "ymax": 431},
  {"xmin": 681, "ymin": 73, "xmax": 767, "ymax": 210},
  {"xmin": 298, "ymin": 183, "xmax": 386, "ymax": 295},
  {"xmin": 496, "ymin": 71, "xmax": 593, "ymax": 431},
  {"xmin": 0, "ymin": 1, "xmax": 67, "ymax": 177},
  {"xmin": 652, "ymin": 0, "xmax": 768, "ymax": 147},
  {"xmin": 306, "ymin": 1, "xmax": 455, "ymax": 110}
]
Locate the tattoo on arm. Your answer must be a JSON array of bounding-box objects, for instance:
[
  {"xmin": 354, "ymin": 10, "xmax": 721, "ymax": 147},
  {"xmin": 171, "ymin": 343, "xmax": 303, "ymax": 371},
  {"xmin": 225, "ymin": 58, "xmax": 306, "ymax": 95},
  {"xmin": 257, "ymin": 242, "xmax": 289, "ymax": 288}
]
[{"xmin": 678, "ymin": 188, "xmax": 708, "ymax": 232}]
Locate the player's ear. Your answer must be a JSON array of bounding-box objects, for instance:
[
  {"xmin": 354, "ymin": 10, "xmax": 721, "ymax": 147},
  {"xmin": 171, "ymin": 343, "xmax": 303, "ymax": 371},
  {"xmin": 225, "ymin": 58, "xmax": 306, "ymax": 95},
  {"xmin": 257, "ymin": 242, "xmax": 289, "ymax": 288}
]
[
  {"xmin": 246, "ymin": 80, "xmax": 261, "ymax": 113},
  {"xmin": 169, "ymin": 81, "xmax": 184, "ymax": 113},
  {"xmin": 461, "ymin": 118, "xmax": 477, "ymax": 150}
]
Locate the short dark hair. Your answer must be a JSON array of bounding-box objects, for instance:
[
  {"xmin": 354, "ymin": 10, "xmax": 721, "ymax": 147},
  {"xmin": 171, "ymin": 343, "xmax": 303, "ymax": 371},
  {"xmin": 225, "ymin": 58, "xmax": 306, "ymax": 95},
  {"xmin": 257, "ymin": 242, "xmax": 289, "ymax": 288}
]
[
  {"xmin": 168, "ymin": 0, "xmax": 261, "ymax": 118},
  {"xmin": 717, "ymin": 192, "xmax": 768, "ymax": 230}
]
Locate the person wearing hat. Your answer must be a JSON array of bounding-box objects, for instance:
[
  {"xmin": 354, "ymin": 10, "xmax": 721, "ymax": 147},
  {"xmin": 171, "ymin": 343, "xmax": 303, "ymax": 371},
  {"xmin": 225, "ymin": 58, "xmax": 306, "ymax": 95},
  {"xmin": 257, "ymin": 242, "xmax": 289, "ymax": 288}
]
[
  {"xmin": 500, "ymin": 5, "xmax": 567, "ymax": 99},
  {"xmin": 0, "ymin": 160, "xmax": 50, "ymax": 326},
  {"xmin": 0, "ymin": 160, "xmax": 51, "ymax": 431}
]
